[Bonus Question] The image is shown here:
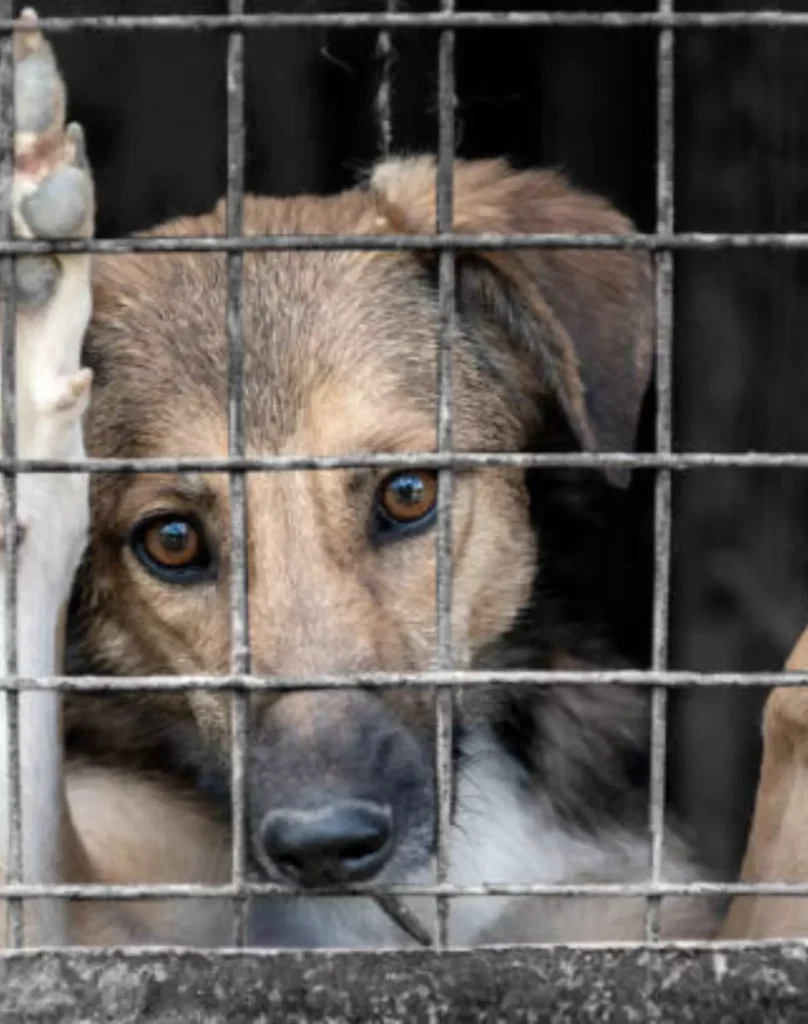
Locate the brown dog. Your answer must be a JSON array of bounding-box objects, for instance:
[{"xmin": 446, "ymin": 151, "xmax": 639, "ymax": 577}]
[
  {"xmin": 4, "ymin": 16, "xmax": 722, "ymax": 948},
  {"xmin": 61, "ymin": 163, "xmax": 725, "ymax": 946}
]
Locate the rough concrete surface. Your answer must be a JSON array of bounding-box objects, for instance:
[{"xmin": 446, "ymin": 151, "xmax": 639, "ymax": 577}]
[{"xmin": 2, "ymin": 944, "xmax": 808, "ymax": 1023}]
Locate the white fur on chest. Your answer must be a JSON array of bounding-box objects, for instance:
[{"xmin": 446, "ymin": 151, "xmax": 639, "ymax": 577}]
[{"xmin": 258, "ymin": 730, "xmax": 718, "ymax": 948}]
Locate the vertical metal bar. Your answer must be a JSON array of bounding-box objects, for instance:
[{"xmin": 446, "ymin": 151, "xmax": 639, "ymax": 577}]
[
  {"xmin": 375, "ymin": 18, "xmax": 441, "ymax": 954},
  {"xmin": 434, "ymin": 0, "xmax": 456, "ymax": 951},
  {"xmin": 645, "ymin": 0, "xmax": 675, "ymax": 943},
  {"xmin": 0, "ymin": 0, "xmax": 21, "ymax": 948},
  {"xmin": 226, "ymin": 0, "xmax": 249, "ymax": 949},
  {"xmin": 375, "ymin": 0, "xmax": 398, "ymax": 159}
]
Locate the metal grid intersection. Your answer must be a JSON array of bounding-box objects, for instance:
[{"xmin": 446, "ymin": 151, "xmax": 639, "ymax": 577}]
[{"xmin": 0, "ymin": 0, "xmax": 803, "ymax": 997}]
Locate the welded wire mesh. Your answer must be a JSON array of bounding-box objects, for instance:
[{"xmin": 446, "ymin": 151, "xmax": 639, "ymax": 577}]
[{"xmin": 0, "ymin": 0, "xmax": 804, "ymax": 981}]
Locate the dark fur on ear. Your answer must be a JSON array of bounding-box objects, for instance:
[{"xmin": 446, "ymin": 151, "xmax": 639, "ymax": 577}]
[{"xmin": 370, "ymin": 156, "xmax": 654, "ymax": 486}]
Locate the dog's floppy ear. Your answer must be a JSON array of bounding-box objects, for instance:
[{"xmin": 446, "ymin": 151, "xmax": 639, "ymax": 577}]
[{"xmin": 369, "ymin": 156, "xmax": 653, "ymax": 486}]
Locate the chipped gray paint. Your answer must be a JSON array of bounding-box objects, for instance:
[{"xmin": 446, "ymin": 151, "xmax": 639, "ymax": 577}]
[{"xmin": 2, "ymin": 945, "xmax": 808, "ymax": 1023}]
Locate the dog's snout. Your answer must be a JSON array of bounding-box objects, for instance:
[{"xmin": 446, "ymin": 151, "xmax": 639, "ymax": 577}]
[
  {"xmin": 260, "ymin": 799, "xmax": 394, "ymax": 885},
  {"xmin": 250, "ymin": 692, "xmax": 435, "ymax": 889}
]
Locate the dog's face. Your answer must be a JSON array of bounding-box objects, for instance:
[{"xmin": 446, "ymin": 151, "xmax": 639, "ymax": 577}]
[{"xmin": 72, "ymin": 157, "xmax": 653, "ymax": 944}]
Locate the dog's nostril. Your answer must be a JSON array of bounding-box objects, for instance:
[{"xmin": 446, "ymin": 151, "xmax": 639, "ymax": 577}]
[
  {"xmin": 339, "ymin": 833, "xmax": 387, "ymax": 861},
  {"xmin": 260, "ymin": 800, "xmax": 394, "ymax": 886},
  {"xmin": 274, "ymin": 851, "xmax": 306, "ymax": 878}
]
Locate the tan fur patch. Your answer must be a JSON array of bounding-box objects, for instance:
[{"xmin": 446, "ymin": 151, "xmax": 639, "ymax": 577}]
[
  {"xmin": 65, "ymin": 766, "xmax": 231, "ymax": 944},
  {"xmin": 720, "ymin": 626, "xmax": 808, "ymax": 938}
]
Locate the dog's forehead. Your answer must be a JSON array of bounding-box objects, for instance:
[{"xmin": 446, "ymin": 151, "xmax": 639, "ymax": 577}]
[
  {"xmin": 87, "ymin": 190, "xmax": 532, "ymax": 466},
  {"xmin": 88, "ymin": 193, "xmax": 451, "ymax": 457},
  {"xmin": 239, "ymin": 246, "xmax": 442, "ymax": 443}
]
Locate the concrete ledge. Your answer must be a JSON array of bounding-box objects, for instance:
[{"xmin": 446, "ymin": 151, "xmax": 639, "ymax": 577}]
[{"xmin": 2, "ymin": 944, "xmax": 808, "ymax": 1023}]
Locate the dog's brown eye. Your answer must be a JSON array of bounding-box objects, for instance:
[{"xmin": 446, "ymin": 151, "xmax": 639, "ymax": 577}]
[
  {"xmin": 375, "ymin": 470, "xmax": 437, "ymax": 542},
  {"xmin": 144, "ymin": 519, "xmax": 200, "ymax": 566},
  {"xmin": 130, "ymin": 514, "xmax": 214, "ymax": 583},
  {"xmin": 380, "ymin": 471, "xmax": 437, "ymax": 523}
]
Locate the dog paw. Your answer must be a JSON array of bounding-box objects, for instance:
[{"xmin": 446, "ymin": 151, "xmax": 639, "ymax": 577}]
[
  {"xmin": 759, "ymin": 626, "xmax": 808, "ymax": 756},
  {"xmin": 8, "ymin": 9, "xmax": 95, "ymax": 450},
  {"xmin": 12, "ymin": 9, "xmax": 94, "ymax": 312}
]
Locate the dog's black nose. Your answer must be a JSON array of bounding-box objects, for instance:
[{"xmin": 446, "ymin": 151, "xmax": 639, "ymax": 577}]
[{"xmin": 261, "ymin": 799, "xmax": 393, "ymax": 885}]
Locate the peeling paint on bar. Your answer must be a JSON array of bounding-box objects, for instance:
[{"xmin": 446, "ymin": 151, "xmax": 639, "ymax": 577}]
[
  {"xmin": 0, "ymin": 667, "xmax": 793, "ymax": 694},
  {"xmin": 0, "ymin": 0, "xmax": 23, "ymax": 948},
  {"xmin": 224, "ymin": 0, "xmax": 250, "ymax": 951},
  {"xmin": 3, "ymin": 450, "xmax": 808, "ymax": 475},
  {"xmin": 0, "ymin": 878, "xmax": 808, "ymax": 901},
  {"xmin": 0, "ymin": 231, "xmax": 806, "ymax": 256},
  {"xmin": 2, "ymin": 11, "xmax": 808, "ymax": 30},
  {"xmin": 645, "ymin": 0, "xmax": 675, "ymax": 944}
]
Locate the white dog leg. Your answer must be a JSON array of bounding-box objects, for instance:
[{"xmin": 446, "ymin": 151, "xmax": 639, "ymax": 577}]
[{"xmin": 0, "ymin": 9, "xmax": 94, "ymax": 945}]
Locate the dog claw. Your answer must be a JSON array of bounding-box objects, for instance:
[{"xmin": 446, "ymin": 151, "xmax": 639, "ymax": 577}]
[
  {"xmin": 14, "ymin": 7, "xmax": 44, "ymax": 60},
  {"xmin": 13, "ymin": 11, "xmax": 65, "ymax": 142},
  {"xmin": 66, "ymin": 122, "xmax": 89, "ymax": 171}
]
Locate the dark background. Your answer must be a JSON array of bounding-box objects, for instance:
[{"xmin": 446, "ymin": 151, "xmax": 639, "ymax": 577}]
[{"xmin": 30, "ymin": 0, "xmax": 808, "ymax": 877}]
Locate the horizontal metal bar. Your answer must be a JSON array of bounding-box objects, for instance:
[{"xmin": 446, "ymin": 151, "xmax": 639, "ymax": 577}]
[
  {"xmin": 0, "ymin": 232, "xmax": 806, "ymax": 256},
  {"xmin": 4, "ymin": 451, "xmax": 808, "ymax": 475},
  {"xmin": 0, "ymin": 880, "xmax": 806, "ymax": 901},
  {"xmin": 1, "ymin": 11, "xmax": 807, "ymax": 31},
  {"xmin": 0, "ymin": 669, "xmax": 800, "ymax": 692},
  {"xmin": 3, "ymin": 946, "xmax": 808, "ymax": 1024},
  {"xmin": 0, "ymin": 939, "xmax": 801, "ymax": 954}
]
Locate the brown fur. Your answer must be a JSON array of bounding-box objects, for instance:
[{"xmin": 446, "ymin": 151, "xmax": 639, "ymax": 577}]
[
  {"xmin": 66, "ymin": 768, "xmax": 231, "ymax": 944},
  {"xmin": 61, "ymin": 156, "xmax": 659, "ymax": 943},
  {"xmin": 720, "ymin": 627, "xmax": 808, "ymax": 939},
  {"xmin": 70, "ymin": 155, "xmax": 650, "ymax": 732}
]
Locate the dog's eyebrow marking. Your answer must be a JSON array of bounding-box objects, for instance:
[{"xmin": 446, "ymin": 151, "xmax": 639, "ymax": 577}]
[
  {"xmin": 172, "ymin": 473, "xmax": 209, "ymax": 500},
  {"xmin": 149, "ymin": 473, "xmax": 211, "ymax": 504},
  {"xmin": 349, "ymin": 428, "xmax": 438, "ymax": 457}
]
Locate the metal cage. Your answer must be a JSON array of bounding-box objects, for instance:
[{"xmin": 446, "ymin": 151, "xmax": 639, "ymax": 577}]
[{"xmin": 1, "ymin": 2, "xmax": 807, "ymax": 1021}]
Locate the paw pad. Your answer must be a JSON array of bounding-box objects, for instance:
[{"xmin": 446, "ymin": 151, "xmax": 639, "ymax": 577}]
[
  {"xmin": 14, "ymin": 254, "xmax": 59, "ymax": 306},
  {"xmin": 21, "ymin": 166, "xmax": 92, "ymax": 240}
]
